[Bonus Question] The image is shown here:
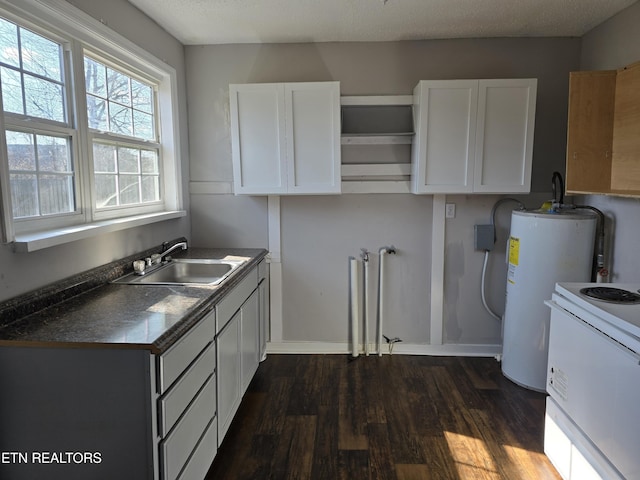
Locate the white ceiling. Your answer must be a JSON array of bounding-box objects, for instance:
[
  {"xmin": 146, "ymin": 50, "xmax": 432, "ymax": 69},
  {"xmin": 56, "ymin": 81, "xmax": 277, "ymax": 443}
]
[{"xmin": 127, "ymin": 0, "xmax": 637, "ymax": 45}]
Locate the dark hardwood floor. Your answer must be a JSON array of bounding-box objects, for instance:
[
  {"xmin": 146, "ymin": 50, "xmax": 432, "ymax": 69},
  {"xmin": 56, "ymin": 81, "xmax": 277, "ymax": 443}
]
[{"xmin": 206, "ymin": 354, "xmax": 561, "ymax": 480}]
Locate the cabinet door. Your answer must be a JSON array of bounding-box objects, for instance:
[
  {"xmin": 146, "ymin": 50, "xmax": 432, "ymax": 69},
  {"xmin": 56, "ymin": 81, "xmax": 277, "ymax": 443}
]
[
  {"xmin": 230, "ymin": 83, "xmax": 287, "ymax": 194},
  {"xmin": 241, "ymin": 289, "xmax": 260, "ymax": 392},
  {"xmin": 565, "ymin": 71, "xmax": 616, "ymax": 194},
  {"xmin": 611, "ymin": 62, "xmax": 640, "ymax": 193},
  {"xmin": 411, "ymin": 80, "xmax": 478, "ymax": 193},
  {"xmin": 216, "ymin": 310, "xmax": 241, "ymax": 443},
  {"xmin": 474, "ymin": 79, "xmax": 537, "ymax": 193},
  {"xmin": 285, "ymin": 82, "xmax": 341, "ymax": 194},
  {"xmin": 258, "ymin": 276, "xmax": 269, "ymax": 361}
]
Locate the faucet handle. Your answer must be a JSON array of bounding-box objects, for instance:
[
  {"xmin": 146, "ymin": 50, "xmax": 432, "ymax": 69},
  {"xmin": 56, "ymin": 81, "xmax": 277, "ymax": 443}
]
[{"xmin": 133, "ymin": 260, "xmax": 146, "ymax": 274}]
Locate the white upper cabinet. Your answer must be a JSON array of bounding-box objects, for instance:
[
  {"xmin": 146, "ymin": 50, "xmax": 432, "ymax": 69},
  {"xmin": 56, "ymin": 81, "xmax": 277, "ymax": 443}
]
[
  {"xmin": 411, "ymin": 78, "xmax": 537, "ymax": 194},
  {"xmin": 230, "ymin": 83, "xmax": 287, "ymax": 194},
  {"xmin": 411, "ymin": 80, "xmax": 478, "ymax": 193},
  {"xmin": 474, "ymin": 79, "xmax": 537, "ymax": 193},
  {"xmin": 230, "ymin": 81, "xmax": 341, "ymax": 195}
]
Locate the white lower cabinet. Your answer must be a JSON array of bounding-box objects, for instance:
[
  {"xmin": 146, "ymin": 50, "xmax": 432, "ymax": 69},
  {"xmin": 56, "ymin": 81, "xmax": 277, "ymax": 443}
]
[
  {"xmin": 241, "ymin": 289, "xmax": 260, "ymax": 392},
  {"xmin": 177, "ymin": 418, "xmax": 218, "ymax": 480},
  {"xmin": 258, "ymin": 261, "xmax": 270, "ymax": 361},
  {"xmin": 156, "ymin": 311, "xmax": 216, "ymax": 480},
  {"xmin": 160, "ymin": 375, "xmax": 216, "ymax": 480},
  {"xmin": 216, "ymin": 309, "xmax": 242, "ymax": 442},
  {"xmin": 0, "ymin": 260, "xmax": 268, "ymax": 480},
  {"xmin": 216, "ymin": 262, "xmax": 264, "ymax": 446}
]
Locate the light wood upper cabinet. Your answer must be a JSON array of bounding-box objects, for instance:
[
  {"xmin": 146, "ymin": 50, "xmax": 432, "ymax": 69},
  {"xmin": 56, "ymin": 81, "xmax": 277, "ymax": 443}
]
[
  {"xmin": 411, "ymin": 79, "xmax": 537, "ymax": 194},
  {"xmin": 565, "ymin": 70, "xmax": 616, "ymax": 194},
  {"xmin": 230, "ymin": 81, "xmax": 341, "ymax": 195},
  {"xmin": 611, "ymin": 62, "xmax": 640, "ymax": 193},
  {"xmin": 566, "ymin": 62, "xmax": 640, "ymax": 197}
]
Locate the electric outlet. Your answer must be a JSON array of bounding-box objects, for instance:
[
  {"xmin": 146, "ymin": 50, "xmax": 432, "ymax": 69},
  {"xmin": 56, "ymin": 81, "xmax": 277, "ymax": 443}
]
[{"xmin": 445, "ymin": 203, "xmax": 456, "ymax": 218}]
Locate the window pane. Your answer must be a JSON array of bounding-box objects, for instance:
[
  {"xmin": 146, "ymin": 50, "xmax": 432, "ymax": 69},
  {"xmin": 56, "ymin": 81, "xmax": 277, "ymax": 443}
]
[
  {"xmin": 140, "ymin": 150, "xmax": 158, "ymax": 174},
  {"xmin": 84, "ymin": 57, "xmax": 157, "ymax": 143},
  {"xmin": 21, "ymin": 27, "xmax": 61, "ymax": 81},
  {"xmin": 39, "ymin": 174, "xmax": 74, "ymax": 215},
  {"xmin": 84, "ymin": 57, "xmax": 106, "ymax": 97},
  {"xmin": 141, "ymin": 175, "xmax": 159, "ymax": 202},
  {"xmin": 86, "ymin": 94, "xmax": 108, "ymax": 130},
  {"xmin": 109, "ymin": 103, "xmax": 132, "ymax": 136},
  {"xmin": 131, "ymin": 79, "xmax": 153, "ymax": 112},
  {"xmin": 24, "ymin": 74, "xmax": 65, "ymax": 122},
  {"xmin": 1, "ymin": 66, "xmax": 24, "ymax": 114},
  {"xmin": 37, "ymin": 135, "xmax": 71, "ymax": 172},
  {"xmin": 10, "ymin": 173, "xmax": 38, "ymax": 218},
  {"xmin": 107, "ymin": 68, "xmax": 130, "ymax": 106},
  {"xmin": 6, "ymin": 131, "xmax": 35, "ymax": 170},
  {"xmin": 133, "ymin": 110, "xmax": 154, "ymax": 140},
  {"xmin": 119, "ymin": 174, "xmax": 140, "ymax": 205},
  {"xmin": 118, "ymin": 147, "xmax": 139, "ymax": 173},
  {"xmin": 7, "ymin": 131, "xmax": 74, "ymax": 219},
  {"xmin": 93, "ymin": 143, "xmax": 160, "ymax": 210},
  {"xmin": 93, "ymin": 143, "xmax": 116, "ymax": 173},
  {"xmin": 95, "ymin": 174, "xmax": 117, "ymax": 207},
  {"xmin": 0, "ymin": 18, "xmax": 19, "ymax": 68}
]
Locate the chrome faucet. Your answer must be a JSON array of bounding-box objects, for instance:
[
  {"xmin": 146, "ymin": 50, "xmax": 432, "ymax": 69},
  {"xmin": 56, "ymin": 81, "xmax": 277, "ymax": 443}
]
[
  {"xmin": 158, "ymin": 241, "xmax": 188, "ymax": 262},
  {"xmin": 133, "ymin": 241, "xmax": 188, "ymax": 275}
]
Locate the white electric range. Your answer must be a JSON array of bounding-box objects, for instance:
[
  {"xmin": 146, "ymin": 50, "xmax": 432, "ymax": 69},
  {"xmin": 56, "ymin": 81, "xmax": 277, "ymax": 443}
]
[{"xmin": 544, "ymin": 283, "xmax": 640, "ymax": 480}]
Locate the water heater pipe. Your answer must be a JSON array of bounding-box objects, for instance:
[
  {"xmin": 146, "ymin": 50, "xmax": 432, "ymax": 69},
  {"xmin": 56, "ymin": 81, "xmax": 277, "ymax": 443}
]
[
  {"xmin": 349, "ymin": 256, "xmax": 360, "ymax": 358},
  {"xmin": 361, "ymin": 249, "xmax": 370, "ymax": 356},
  {"xmin": 377, "ymin": 246, "xmax": 396, "ymax": 356},
  {"xmin": 574, "ymin": 205, "xmax": 607, "ymax": 282}
]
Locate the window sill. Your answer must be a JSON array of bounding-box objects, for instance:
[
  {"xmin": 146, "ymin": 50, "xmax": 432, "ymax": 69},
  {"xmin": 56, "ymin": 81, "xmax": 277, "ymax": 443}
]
[{"xmin": 12, "ymin": 210, "xmax": 187, "ymax": 253}]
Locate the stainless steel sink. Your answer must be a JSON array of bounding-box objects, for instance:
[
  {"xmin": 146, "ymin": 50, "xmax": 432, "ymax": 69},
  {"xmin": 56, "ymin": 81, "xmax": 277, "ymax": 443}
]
[{"xmin": 113, "ymin": 258, "xmax": 246, "ymax": 286}]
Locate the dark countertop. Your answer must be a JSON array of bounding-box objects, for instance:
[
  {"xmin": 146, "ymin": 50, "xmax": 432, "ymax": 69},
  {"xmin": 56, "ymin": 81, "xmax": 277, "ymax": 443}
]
[{"xmin": 0, "ymin": 247, "xmax": 268, "ymax": 354}]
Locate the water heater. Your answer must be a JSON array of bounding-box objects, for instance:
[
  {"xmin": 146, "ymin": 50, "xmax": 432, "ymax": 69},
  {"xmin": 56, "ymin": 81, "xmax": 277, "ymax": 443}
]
[{"xmin": 502, "ymin": 209, "xmax": 597, "ymax": 391}]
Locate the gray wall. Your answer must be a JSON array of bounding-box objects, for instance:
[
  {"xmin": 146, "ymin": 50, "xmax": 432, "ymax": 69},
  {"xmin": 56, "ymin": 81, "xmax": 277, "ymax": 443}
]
[
  {"xmin": 578, "ymin": 1, "xmax": 640, "ymax": 283},
  {"xmin": 8, "ymin": 0, "xmax": 634, "ymax": 346},
  {"xmin": 186, "ymin": 39, "xmax": 579, "ymax": 346},
  {"xmin": 0, "ymin": 0, "xmax": 190, "ymax": 302}
]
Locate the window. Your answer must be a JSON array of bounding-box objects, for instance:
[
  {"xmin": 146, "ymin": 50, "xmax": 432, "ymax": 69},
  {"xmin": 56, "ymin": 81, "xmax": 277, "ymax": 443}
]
[
  {"xmin": 84, "ymin": 56, "xmax": 162, "ymax": 215},
  {"xmin": 1, "ymin": 17, "xmax": 75, "ymax": 222},
  {"xmin": 0, "ymin": 1, "xmax": 183, "ymax": 250}
]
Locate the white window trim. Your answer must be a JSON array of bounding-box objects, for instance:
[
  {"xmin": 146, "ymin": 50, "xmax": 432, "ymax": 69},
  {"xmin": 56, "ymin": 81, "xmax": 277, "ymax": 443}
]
[{"xmin": 0, "ymin": 0, "xmax": 184, "ymax": 250}]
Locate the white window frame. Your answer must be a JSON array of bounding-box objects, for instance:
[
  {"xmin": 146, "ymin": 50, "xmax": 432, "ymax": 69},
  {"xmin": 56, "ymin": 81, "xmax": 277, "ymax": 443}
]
[{"xmin": 0, "ymin": 0, "xmax": 184, "ymax": 252}]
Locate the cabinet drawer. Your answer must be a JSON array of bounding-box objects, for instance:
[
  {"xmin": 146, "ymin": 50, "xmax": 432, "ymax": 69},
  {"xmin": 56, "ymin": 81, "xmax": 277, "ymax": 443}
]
[
  {"xmin": 161, "ymin": 374, "xmax": 216, "ymax": 480},
  {"xmin": 216, "ymin": 266, "xmax": 258, "ymax": 333},
  {"xmin": 158, "ymin": 312, "xmax": 215, "ymax": 394},
  {"xmin": 177, "ymin": 416, "xmax": 218, "ymax": 480},
  {"xmin": 159, "ymin": 341, "xmax": 216, "ymax": 437}
]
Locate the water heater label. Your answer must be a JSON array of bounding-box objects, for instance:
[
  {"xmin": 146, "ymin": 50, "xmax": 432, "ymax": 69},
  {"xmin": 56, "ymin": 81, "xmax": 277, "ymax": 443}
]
[{"xmin": 507, "ymin": 236, "xmax": 520, "ymax": 284}]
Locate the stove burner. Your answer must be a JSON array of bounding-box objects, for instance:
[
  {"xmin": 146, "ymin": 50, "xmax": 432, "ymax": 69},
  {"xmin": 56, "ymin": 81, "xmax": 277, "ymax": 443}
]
[{"xmin": 580, "ymin": 287, "xmax": 640, "ymax": 304}]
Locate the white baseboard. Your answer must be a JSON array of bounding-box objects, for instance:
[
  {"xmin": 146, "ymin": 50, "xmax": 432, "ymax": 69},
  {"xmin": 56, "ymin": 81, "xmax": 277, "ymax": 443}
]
[{"xmin": 266, "ymin": 341, "xmax": 502, "ymax": 357}]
